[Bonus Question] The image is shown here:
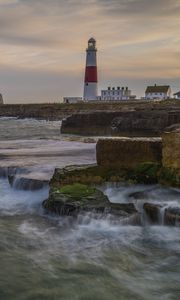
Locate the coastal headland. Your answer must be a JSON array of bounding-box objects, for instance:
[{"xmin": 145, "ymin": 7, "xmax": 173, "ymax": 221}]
[{"xmin": 1, "ymin": 99, "xmax": 180, "ymax": 122}]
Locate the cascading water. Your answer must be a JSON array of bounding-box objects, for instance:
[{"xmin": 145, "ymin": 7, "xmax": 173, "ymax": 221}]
[
  {"xmin": 102, "ymin": 182, "xmax": 180, "ymax": 226},
  {"xmin": 0, "ymin": 117, "xmax": 179, "ymax": 300}
]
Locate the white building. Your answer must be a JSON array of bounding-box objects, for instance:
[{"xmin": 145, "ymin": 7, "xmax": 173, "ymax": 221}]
[
  {"xmin": 101, "ymin": 86, "xmax": 133, "ymax": 101},
  {"xmin": 173, "ymin": 91, "xmax": 180, "ymax": 99},
  {"xmin": 145, "ymin": 85, "xmax": 171, "ymax": 100}
]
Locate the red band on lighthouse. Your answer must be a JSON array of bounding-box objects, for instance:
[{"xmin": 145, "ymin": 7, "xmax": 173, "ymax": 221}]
[{"xmin": 85, "ymin": 66, "xmax": 97, "ymax": 83}]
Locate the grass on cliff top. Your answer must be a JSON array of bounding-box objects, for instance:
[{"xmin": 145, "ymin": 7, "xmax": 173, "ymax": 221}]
[{"xmin": 59, "ymin": 183, "xmax": 95, "ymax": 198}]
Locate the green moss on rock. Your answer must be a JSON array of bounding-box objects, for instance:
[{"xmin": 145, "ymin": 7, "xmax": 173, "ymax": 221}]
[
  {"xmin": 58, "ymin": 183, "xmax": 95, "ymax": 199},
  {"xmin": 43, "ymin": 182, "xmax": 137, "ymax": 217},
  {"xmin": 51, "ymin": 164, "xmax": 128, "ymax": 188},
  {"xmin": 159, "ymin": 167, "xmax": 180, "ymax": 188},
  {"xmin": 127, "ymin": 162, "xmax": 161, "ymax": 184}
]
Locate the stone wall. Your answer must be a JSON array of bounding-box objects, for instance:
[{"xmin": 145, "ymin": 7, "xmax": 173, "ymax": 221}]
[{"xmin": 96, "ymin": 137, "xmax": 162, "ymax": 169}]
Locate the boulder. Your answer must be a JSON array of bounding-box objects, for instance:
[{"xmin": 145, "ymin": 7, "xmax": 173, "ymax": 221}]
[
  {"xmin": 164, "ymin": 207, "xmax": 180, "ymax": 226},
  {"xmin": 143, "ymin": 203, "xmax": 180, "ymax": 226},
  {"xmin": 143, "ymin": 203, "xmax": 162, "ymax": 223},
  {"xmin": 43, "ymin": 183, "xmax": 137, "ymax": 217}
]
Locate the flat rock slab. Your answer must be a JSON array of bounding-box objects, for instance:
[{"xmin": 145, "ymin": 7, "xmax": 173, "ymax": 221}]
[{"xmin": 96, "ymin": 138, "xmax": 162, "ymax": 169}]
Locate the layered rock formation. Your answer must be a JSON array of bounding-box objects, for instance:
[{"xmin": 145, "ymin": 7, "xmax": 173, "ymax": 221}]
[
  {"xmin": 96, "ymin": 137, "xmax": 162, "ymax": 169},
  {"xmin": 61, "ymin": 108, "xmax": 180, "ymax": 136},
  {"xmin": 162, "ymin": 125, "xmax": 180, "ymax": 170},
  {"xmin": 61, "ymin": 111, "xmax": 122, "ymax": 135},
  {"xmin": 160, "ymin": 124, "xmax": 180, "ymax": 187},
  {"xmin": 144, "ymin": 203, "xmax": 180, "ymax": 226}
]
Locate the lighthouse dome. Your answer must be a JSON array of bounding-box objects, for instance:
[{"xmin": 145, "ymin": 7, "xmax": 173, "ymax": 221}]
[
  {"xmin": 88, "ymin": 37, "xmax": 96, "ymax": 49},
  {"xmin": 88, "ymin": 37, "xmax": 96, "ymax": 43}
]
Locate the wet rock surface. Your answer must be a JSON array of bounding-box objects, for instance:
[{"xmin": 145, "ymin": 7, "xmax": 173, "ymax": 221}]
[
  {"xmin": 144, "ymin": 202, "xmax": 180, "ymax": 226},
  {"xmin": 128, "ymin": 190, "xmax": 151, "ymax": 200},
  {"xmin": 0, "ymin": 166, "xmax": 49, "ymax": 190},
  {"xmin": 143, "ymin": 203, "xmax": 162, "ymax": 224},
  {"xmin": 8, "ymin": 175, "xmax": 49, "ymax": 190},
  {"xmin": 164, "ymin": 207, "xmax": 180, "ymax": 226},
  {"xmin": 43, "ymin": 183, "xmax": 137, "ymax": 217}
]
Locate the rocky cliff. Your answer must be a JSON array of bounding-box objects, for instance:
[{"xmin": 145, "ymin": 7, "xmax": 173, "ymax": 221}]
[
  {"xmin": 61, "ymin": 107, "xmax": 180, "ymax": 136},
  {"xmin": 0, "ymin": 103, "xmax": 72, "ymax": 120},
  {"xmin": 162, "ymin": 125, "xmax": 180, "ymax": 170},
  {"xmin": 96, "ymin": 137, "xmax": 162, "ymax": 169},
  {"xmin": 61, "ymin": 111, "xmax": 122, "ymax": 135},
  {"xmin": 1, "ymin": 100, "xmax": 180, "ymax": 122}
]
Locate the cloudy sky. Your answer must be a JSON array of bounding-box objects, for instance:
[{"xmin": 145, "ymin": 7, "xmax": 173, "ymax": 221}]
[{"xmin": 0, "ymin": 0, "xmax": 180, "ymax": 103}]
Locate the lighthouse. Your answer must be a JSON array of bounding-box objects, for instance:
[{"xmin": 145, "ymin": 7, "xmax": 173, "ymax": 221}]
[{"xmin": 83, "ymin": 37, "xmax": 98, "ymax": 101}]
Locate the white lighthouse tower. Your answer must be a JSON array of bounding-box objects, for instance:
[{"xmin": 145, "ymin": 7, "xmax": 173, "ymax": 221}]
[{"xmin": 83, "ymin": 37, "xmax": 98, "ymax": 101}]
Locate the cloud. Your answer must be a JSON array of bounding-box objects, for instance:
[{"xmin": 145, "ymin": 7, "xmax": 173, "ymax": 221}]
[
  {"xmin": 98, "ymin": 0, "xmax": 180, "ymax": 17},
  {"xmin": 0, "ymin": 0, "xmax": 19, "ymax": 4},
  {"xmin": 0, "ymin": 0, "xmax": 180, "ymax": 102}
]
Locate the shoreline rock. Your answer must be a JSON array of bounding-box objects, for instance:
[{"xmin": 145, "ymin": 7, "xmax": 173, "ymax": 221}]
[
  {"xmin": 43, "ymin": 183, "xmax": 137, "ymax": 217},
  {"xmin": 0, "ymin": 100, "xmax": 179, "ymax": 122},
  {"xmin": 61, "ymin": 108, "xmax": 180, "ymax": 136},
  {"xmin": 8, "ymin": 175, "xmax": 49, "ymax": 190},
  {"xmin": 96, "ymin": 137, "xmax": 162, "ymax": 169},
  {"xmin": 144, "ymin": 203, "xmax": 180, "ymax": 226}
]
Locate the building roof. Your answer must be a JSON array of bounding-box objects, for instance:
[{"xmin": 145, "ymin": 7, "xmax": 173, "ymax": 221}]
[
  {"xmin": 145, "ymin": 85, "xmax": 170, "ymax": 93},
  {"xmin": 174, "ymin": 91, "xmax": 180, "ymax": 96}
]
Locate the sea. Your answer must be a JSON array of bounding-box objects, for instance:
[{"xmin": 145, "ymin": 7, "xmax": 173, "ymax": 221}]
[{"xmin": 0, "ymin": 117, "xmax": 179, "ymax": 300}]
